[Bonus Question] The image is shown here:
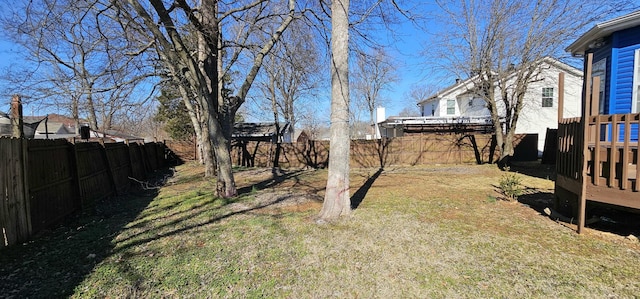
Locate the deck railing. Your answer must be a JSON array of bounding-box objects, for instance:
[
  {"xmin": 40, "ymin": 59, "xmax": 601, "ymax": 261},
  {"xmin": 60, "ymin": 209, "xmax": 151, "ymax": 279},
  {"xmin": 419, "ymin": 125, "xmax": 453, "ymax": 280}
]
[
  {"xmin": 555, "ymin": 57, "xmax": 640, "ymax": 233},
  {"xmin": 557, "ymin": 114, "xmax": 639, "ymax": 190},
  {"xmin": 556, "ymin": 117, "xmax": 584, "ymax": 182},
  {"xmin": 585, "ymin": 113, "xmax": 639, "ymax": 191}
]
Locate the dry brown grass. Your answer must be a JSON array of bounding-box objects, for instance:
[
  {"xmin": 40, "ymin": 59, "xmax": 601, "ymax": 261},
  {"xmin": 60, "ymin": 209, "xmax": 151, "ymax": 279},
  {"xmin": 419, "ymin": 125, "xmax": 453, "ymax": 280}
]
[{"xmin": 3, "ymin": 162, "xmax": 640, "ymax": 298}]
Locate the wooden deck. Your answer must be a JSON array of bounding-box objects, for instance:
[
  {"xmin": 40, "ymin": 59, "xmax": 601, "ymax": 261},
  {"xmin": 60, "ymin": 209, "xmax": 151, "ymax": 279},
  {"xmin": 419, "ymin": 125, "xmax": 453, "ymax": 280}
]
[{"xmin": 555, "ymin": 69, "xmax": 640, "ymax": 233}]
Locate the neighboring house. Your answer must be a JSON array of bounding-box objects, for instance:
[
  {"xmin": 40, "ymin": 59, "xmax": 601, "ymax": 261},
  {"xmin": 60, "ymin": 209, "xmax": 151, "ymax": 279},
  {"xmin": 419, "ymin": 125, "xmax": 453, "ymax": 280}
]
[
  {"xmin": 1, "ymin": 112, "xmax": 146, "ymax": 142},
  {"xmin": 0, "ymin": 113, "xmax": 47, "ymax": 139},
  {"xmin": 89, "ymin": 130, "xmax": 146, "ymax": 143},
  {"xmin": 29, "ymin": 114, "xmax": 83, "ymax": 139},
  {"xmin": 384, "ymin": 57, "xmax": 583, "ymax": 155},
  {"xmin": 31, "ymin": 121, "xmax": 78, "ymax": 140}
]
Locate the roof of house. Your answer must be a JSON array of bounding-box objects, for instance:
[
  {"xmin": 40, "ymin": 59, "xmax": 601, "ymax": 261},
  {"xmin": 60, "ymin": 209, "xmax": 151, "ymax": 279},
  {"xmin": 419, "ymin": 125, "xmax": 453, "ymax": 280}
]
[
  {"xmin": 232, "ymin": 122, "xmax": 291, "ymax": 141},
  {"xmin": 418, "ymin": 57, "xmax": 583, "ymax": 105},
  {"xmin": 0, "ymin": 112, "xmax": 47, "ymax": 138},
  {"xmin": 566, "ymin": 10, "xmax": 640, "ymax": 56},
  {"xmin": 417, "ymin": 76, "xmax": 478, "ymax": 106},
  {"xmin": 91, "ymin": 129, "xmax": 145, "ymax": 142}
]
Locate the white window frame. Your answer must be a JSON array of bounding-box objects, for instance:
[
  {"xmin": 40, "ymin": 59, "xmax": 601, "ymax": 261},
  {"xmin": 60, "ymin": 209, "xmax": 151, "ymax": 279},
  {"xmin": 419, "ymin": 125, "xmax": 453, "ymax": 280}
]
[
  {"xmin": 541, "ymin": 87, "xmax": 554, "ymax": 107},
  {"xmin": 446, "ymin": 99, "xmax": 455, "ymax": 115},
  {"xmin": 632, "ymin": 49, "xmax": 640, "ymax": 113}
]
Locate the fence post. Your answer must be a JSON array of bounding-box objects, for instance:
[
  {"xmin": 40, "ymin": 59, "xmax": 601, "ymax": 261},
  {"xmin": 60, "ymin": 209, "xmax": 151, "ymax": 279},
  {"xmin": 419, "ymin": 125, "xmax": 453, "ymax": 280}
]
[
  {"xmin": 1, "ymin": 138, "xmax": 31, "ymax": 247},
  {"xmin": 11, "ymin": 95, "xmax": 23, "ymax": 138},
  {"xmin": 18, "ymin": 138, "xmax": 32, "ymax": 240}
]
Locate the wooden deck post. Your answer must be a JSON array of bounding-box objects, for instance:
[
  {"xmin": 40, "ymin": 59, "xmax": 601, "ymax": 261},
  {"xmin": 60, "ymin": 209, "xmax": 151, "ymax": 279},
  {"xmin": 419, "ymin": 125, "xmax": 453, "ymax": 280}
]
[{"xmin": 578, "ymin": 53, "xmax": 594, "ymax": 234}]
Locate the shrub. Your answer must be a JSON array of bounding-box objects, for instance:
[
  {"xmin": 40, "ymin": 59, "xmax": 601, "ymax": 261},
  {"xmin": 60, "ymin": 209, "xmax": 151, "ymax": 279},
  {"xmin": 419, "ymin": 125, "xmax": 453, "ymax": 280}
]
[{"xmin": 498, "ymin": 172, "xmax": 523, "ymax": 201}]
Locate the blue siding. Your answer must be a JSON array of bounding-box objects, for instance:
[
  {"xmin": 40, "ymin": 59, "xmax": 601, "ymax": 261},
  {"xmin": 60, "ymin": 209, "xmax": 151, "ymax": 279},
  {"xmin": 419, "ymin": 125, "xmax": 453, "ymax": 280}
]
[
  {"xmin": 611, "ymin": 47, "xmax": 636, "ymax": 113},
  {"xmin": 617, "ymin": 124, "xmax": 638, "ymax": 143},
  {"xmin": 613, "ymin": 25, "xmax": 640, "ymax": 48},
  {"xmin": 610, "ymin": 26, "xmax": 640, "ymax": 115},
  {"xmin": 609, "ymin": 46, "xmax": 619, "ymax": 115},
  {"xmin": 594, "ymin": 25, "xmax": 640, "ymax": 142}
]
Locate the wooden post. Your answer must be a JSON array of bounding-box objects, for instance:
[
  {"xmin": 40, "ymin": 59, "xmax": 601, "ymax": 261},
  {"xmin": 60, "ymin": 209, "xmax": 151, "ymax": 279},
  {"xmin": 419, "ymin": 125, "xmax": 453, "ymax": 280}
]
[
  {"xmin": 578, "ymin": 53, "xmax": 594, "ymax": 234},
  {"xmin": 10, "ymin": 95, "xmax": 24, "ymax": 138},
  {"xmin": 558, "ymin": 72, "xmax": 565, "ymax": 121}
]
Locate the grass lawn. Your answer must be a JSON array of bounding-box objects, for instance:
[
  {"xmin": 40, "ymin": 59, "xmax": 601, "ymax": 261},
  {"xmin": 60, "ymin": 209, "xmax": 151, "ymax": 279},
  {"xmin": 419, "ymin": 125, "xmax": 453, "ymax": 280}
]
[{"xmin": 2, "ymin": 162, "xmax": 640, "ymax": 298}]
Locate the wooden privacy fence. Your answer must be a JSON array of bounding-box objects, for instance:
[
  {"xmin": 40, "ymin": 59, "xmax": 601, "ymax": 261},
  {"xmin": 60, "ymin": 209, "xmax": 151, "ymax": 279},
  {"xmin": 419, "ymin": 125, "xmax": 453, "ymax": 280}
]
[
  {"xmin": 1, "ymin": 137, "xmax": 167, "ymax": 248},
  {"xmin": 222, "ymin": 133, "xmax": 537, "ymax": 169}
]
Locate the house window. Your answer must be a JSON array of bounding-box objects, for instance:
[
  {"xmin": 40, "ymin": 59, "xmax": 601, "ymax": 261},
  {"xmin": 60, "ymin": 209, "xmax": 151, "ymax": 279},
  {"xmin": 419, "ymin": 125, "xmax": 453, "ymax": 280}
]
[
  {"xmin": 593, "ymin": 58, "xmax": 607, "ymax": 114},
  {"xmin": 447, "ymin": 99, "xmax": 455, "ymax": 115},
  {"xmin": 633, "ymin": 49, "xmax": 640, "ymax": 113},
  {"xmin": 542, "ymin": 88, "xmax": 553, "ymax": 107}
]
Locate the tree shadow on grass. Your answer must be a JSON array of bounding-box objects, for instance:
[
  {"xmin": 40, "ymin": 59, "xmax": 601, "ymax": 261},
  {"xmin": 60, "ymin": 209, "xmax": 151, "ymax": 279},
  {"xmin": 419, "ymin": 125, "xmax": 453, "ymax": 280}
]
[
  {"xmin": 351, "ymin": 168, "xmax": 383, "ymax": 209},
  {"xmin": 0, "ymin": 166, "xmax": 328, "ymax": 298},
  {"xmin": 238, "ymin": 168, "xmax": 324, "ymax": 196},
  {"xmin": 508, "ymin": 160, "xmax": 556, "ymax": 181},
  {"xmin": 236, "ymin": 168, "xmax": 308, "ymax": 195},
  {"xmin": 0, "ymin": 169, "xmax": 172, "ymax": 298},
  {"xmin": 111, "ymin": 191, "xmax": 309, "ymax": 255}
]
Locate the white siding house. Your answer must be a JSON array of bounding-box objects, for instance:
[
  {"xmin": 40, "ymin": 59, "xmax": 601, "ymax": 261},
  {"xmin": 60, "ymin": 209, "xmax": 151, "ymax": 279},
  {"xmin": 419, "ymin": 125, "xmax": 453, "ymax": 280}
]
[{"xmin": 416, "ymin": 57, "xmax": 583, "ymax": 155}]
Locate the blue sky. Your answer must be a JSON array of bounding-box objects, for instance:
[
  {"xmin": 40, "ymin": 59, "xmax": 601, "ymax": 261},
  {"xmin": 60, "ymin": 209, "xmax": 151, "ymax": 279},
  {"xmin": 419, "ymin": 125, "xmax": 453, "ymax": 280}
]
[
  {"xmin": 0, "ymin": 2, "xmax": 636, "ymax": 122},
  {"xmin": 0, "ymin": 21, "xmax": 431, "ymax": 121},
  {"xmin": 0, "ymin": 40, "xmax": 21, "ymax": 114}
]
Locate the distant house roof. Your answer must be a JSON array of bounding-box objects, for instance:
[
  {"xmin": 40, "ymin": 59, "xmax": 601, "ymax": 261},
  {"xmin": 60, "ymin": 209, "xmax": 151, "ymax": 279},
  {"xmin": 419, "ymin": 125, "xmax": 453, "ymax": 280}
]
[
  {"xmin": 0, "ymin": 112, "xmax": 47, "ymax": 139},
  {"xmin": 90, "ymin": 129, "xmax": 145, "ymax": 143},
  {"xmin": 566, "ymin": 10, "xmax": 640, "ymax": 56},
  {"xmin": 418, "ymin": 57, "xmax": 582, "ymax": 105},
  {"xmin": 417, "ymin": 77, "xmax": 478, "ymax": 106},
  {"xmin": 232, "ymin": 122, "xmax": 291, "ymax": 142}
]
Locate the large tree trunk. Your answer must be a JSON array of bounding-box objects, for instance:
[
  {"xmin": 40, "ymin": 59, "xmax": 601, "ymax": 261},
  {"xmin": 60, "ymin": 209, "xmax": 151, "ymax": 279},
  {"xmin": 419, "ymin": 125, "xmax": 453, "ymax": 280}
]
[
  {"xmin": 86, "ymin": 90, "xmax": 99, "ymax": 130},
  {"xmin": 211, "ymin": 116, "xmax": 237, "ymax": 198},
  {"xmin": 176, "ymin": 80, "xmax": 216, "ymax": 177},
  {"xmin": 320, "ymin": 0, "xmax": 351, "ymax": 220},
  {"xmin": 200, "ymin": 123, "xmax": 216, "ymax": 177},
  {"xmin": 499, "ymin": 127, "xmax": 516, "ymax": 167}
]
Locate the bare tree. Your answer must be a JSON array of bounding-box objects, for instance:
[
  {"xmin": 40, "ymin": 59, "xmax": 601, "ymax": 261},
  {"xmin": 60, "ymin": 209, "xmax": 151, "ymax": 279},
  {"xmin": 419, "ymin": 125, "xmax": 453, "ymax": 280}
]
[
  {"xmin": 257, "ymin": 19, "xmax": 323, "ymax": 139},
  {"xmin": 108, "ymin": 0, "xmax": 302, "ymax": 197},
  {"xmin": 430, "ymin": 0, "xmax": 638, "ymax": 166},
  {"xmin": 0, "ymin": 0, "xmax": 154, "ymax": 132},
  {"xmin": 352, "ymin": 47, "xmax": 397, "ymax": 136},
  {"xmin": 319, "ymin": 0, "xmax": 351, "ymax": 220}
]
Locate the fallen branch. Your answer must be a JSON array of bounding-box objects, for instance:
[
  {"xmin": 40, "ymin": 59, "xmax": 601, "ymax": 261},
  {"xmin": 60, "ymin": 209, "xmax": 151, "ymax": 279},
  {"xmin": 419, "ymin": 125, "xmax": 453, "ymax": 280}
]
[{"xmin": 128, "ymin": 168, "xmax": 174, "ymax": 190}]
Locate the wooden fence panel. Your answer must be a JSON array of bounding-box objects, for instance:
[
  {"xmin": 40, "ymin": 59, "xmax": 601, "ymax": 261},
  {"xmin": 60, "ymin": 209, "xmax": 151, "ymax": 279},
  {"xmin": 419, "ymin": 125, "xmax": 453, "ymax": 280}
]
[
  {"xmin": 2, "ymin": 138, "xmax": 166, "ymax": 249},
  {"xmin": 280, "ymin": 141, "xmax": 329, "ymax": 169},
  {"xmin": 75, "ymin": 142, "xmax": 115, "ymax": 207},
  {"xmin": 27, "ymin": 139, "xmax": 77, "ymax": 233},
  {"xmin": 227, "ymin": 133, "xmax": 506, "ymax": 169},
  {"xmin": 105, "ymin": 143, "xmax": 132, "ymax": 195},
  {"xmin": 143, "ymin": 143, "xmax": 159, "ymax": 171},
  {"xmin": 0, "ymin": 137, "xmax": 31, "ymax": 247},
  {"xmin": 157, "ymin": 143, "xmax": 167, "ymax": 169},
  {"xmin": 129, "ymin": 143, "xmax": 146, "ymax": 180}
]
